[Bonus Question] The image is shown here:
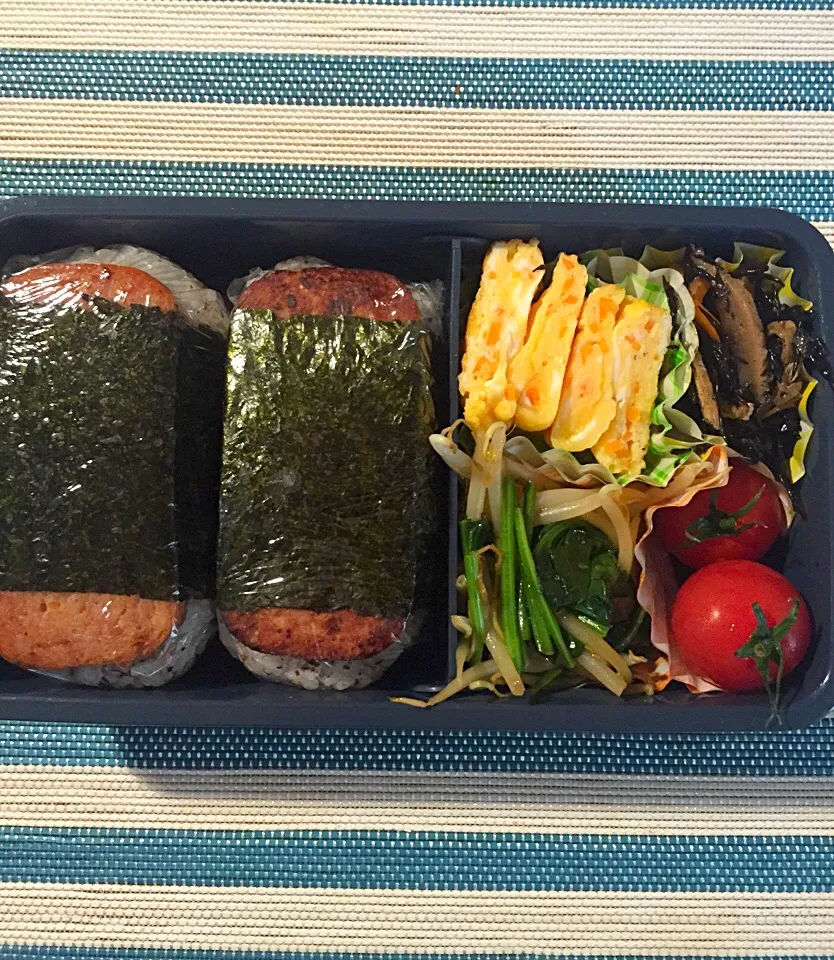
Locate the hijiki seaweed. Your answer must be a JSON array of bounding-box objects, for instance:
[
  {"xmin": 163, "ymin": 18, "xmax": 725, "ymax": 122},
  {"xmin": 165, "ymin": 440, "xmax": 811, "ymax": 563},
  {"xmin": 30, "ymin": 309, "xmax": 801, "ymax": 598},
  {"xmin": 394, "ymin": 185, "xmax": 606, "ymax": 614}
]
[{"xmin": 679, "ymin": 244, "xmax": 830, "ymax": 504}]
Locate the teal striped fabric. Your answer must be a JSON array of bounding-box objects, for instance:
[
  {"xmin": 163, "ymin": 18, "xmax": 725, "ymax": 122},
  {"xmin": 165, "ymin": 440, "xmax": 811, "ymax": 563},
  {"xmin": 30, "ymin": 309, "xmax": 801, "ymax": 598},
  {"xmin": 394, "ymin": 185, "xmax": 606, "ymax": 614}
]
[
  {"xmin": 2, "ymin": 165, "xmax": 833, "ymax": 218},
  {"xmin": 1, "ymin": 0, "xmax": 833, "ymax": 955},
  {"xmin": 2, "ymin": 52, "xmax": 833, "ymax": 110},
  {"xmin": 2, "ymin": 719, "xmax": 834, "ymax": 773},
  {"xmin": 4, "ymin": 827, "xmax": 834, "ymax": 890}
]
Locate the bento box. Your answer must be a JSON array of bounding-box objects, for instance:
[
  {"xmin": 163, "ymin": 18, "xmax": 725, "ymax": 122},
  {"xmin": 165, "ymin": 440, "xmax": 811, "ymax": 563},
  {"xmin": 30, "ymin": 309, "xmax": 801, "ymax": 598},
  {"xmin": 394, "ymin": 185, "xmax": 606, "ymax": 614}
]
[{"xmin": 0, "ymin": 196, "xmax": 832, "ymax": 732}]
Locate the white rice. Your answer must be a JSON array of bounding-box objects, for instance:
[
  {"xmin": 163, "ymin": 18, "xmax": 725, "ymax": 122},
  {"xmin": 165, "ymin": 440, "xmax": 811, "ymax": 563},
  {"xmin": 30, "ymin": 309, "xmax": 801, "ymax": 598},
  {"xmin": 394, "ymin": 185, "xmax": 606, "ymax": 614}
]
[
  {"xmin": 272, "ymin": 256, "xmax": 332, "ymax": 272},
  {"xmin": 35, "ymin": 599, "xmax": 214, "ymax": 689},
  {"xmin": 407, "ymin": 279, "xmax": 445, "ymax": 337},
  {"xmin": 67, "ymin": 244, "xmax": 229, "ymax": 335},
  {"xmin": 218, "ymin": 616, "xmax": 412, "ymax": 691}
]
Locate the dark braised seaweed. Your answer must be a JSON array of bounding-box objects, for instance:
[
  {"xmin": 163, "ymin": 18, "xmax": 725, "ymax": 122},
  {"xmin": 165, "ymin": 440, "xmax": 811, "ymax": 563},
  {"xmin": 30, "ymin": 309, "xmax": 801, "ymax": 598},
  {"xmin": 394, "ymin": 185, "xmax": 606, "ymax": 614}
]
[
  {"xmin": 662, "ymin": 280, "xmax": 683, "ymax": 335},
  {"xmin": 679, "ymin": 245, "xmax": 829, "ymax": 496},
  {"xmin": 699, "ymin": 333, "xmax": 751, "ymax": 415},
  {"xmin": 743, "ymin": 266, "xmax": 834, "ymax": 391},
  {"xmin": 681, "ymin": 246, "xmax": 711, "ymax": 285},
  {"xmin": 723, "ymin": 409, "xmax": 802, "ymax": 500}
]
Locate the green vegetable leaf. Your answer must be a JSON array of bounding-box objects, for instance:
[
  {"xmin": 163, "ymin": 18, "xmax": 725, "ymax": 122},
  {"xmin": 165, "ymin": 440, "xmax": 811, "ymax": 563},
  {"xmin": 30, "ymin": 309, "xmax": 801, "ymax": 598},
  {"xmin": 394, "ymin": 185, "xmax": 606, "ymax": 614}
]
[
  {"xmin": 607, "ymin": 606, "xmax": 652, "ymax": 655},
  {"xmin": 533, "ymin": 520, "xmax": 631, "ymax": 629},
  {"xmin": 460, "ymin": 518, "xmax": 494, "ymax": 554},
  {"xmin": 578, "ymin": 551, "xmax": 622, "ymax": 626}
]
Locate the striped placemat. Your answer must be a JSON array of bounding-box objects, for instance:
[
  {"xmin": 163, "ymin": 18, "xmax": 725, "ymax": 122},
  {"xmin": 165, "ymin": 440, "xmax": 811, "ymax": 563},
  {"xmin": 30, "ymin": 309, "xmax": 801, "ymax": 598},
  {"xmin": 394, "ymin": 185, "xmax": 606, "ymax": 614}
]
[{"xmin": 1, "ymin": 1, "xmax": 833, "ymax": 956}]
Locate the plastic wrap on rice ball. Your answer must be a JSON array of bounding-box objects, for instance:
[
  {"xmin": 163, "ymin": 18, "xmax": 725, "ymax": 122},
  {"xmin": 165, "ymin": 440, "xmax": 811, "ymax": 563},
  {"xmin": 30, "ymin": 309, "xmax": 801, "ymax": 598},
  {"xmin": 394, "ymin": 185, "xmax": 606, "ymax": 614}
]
[
  {"xmin": 0, "ymin": 245, "xmax": 229, "ymax": 686},
  {"xmin": 217, "ymin": 258, "xmax": 440, "ymax": 690}
]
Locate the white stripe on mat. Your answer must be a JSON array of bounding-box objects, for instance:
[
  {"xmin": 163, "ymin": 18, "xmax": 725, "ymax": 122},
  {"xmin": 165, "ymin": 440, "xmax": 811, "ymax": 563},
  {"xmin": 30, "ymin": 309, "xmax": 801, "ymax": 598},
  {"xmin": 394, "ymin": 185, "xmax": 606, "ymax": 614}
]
[
  {"xmin": 1, "ymin": 0, "xmax": 833, "ymax": 60},
  {"xmin": 2, "ymin": 767, "xmax": 833, "ymax": 836},
  {"xmin": 1, "ymin": 100, "xmax": 833, "ymax": 169},
  {"xmin": 3, "ymin": 884, "xmax": 834, "ymax": 953}
]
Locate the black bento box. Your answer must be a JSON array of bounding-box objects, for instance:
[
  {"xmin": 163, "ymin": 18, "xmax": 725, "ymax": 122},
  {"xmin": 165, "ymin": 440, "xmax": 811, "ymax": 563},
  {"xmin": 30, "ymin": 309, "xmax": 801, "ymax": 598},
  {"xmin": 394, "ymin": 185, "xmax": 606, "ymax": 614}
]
[{"xmin": 1, "ymin": 196, "xmax": 833, "ymax": 733}]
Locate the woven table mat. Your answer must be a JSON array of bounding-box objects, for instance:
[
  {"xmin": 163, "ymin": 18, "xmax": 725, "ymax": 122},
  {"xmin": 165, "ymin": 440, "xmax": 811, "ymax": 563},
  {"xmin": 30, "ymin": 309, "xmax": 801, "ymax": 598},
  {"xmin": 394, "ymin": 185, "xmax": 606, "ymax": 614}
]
[{"xmin": 1, "ymin": 1, "xmax": 833, "ymax": 956}]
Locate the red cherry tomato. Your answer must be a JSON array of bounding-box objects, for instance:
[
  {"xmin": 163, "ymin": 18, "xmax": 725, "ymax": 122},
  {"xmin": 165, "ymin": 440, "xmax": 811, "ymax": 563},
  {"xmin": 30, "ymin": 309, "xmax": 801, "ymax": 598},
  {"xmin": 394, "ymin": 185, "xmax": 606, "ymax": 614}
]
[
  {"xmin": 671, "ymin": 560, "xmax": 812, "ymax": 692},
  {"xmin": 654, "ymin": 461, "xmax": 786, "ymax": 569}
]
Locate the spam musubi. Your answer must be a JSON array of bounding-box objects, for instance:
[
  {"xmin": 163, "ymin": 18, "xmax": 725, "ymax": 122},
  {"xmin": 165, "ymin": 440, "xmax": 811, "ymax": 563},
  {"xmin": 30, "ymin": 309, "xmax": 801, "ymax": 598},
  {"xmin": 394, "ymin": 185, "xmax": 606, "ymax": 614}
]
[
  {"xmin": 0, "ymin": 245, "xmax": 228, "ymax": 686},
  {"xmin": 217, "ymin": 259, "xmax": 439, "ymax": 689}
]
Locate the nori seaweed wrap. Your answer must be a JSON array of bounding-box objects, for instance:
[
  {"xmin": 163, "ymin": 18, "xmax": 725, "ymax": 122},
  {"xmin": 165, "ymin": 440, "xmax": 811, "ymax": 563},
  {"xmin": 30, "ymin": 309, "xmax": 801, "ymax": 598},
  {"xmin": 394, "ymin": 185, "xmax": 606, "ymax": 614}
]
[
  {"xmin": 0, "ymin": 246, "xmax": 229, "ymax": 687},
  {"xmin": 217, "ymin": 260, "xmax": 439, "ymax": 689}
]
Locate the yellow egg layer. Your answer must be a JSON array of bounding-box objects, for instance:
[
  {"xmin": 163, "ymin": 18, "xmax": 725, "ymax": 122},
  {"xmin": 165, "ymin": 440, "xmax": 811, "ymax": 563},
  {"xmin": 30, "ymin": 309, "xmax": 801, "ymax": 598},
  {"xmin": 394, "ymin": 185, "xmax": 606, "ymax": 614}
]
[
  {"xmin": 459, "ymin": 239, "xmax": 544, "ymax": 432},
  {"xmin": 591, "ymin": 296, "xmax": 672, "ymax": 479},
  {"xmin": 510, "ymin": 253, "xmax": 588, "ymax": 434},
  {"xmin": 548, "ymin": 283, "xmax": 626, "ymax": 451}
]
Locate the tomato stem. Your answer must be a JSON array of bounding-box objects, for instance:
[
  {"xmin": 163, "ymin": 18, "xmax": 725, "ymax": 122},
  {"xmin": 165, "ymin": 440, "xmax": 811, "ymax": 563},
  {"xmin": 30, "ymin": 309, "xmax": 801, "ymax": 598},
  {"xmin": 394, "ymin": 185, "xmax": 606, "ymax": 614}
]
[
  {"xmin": 679, "ymin": 485, "xmax": 766, "ymax": 548},
  {"xmin": 735, "ymin": 599, "xmax": 800, "ymax": 725}
]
